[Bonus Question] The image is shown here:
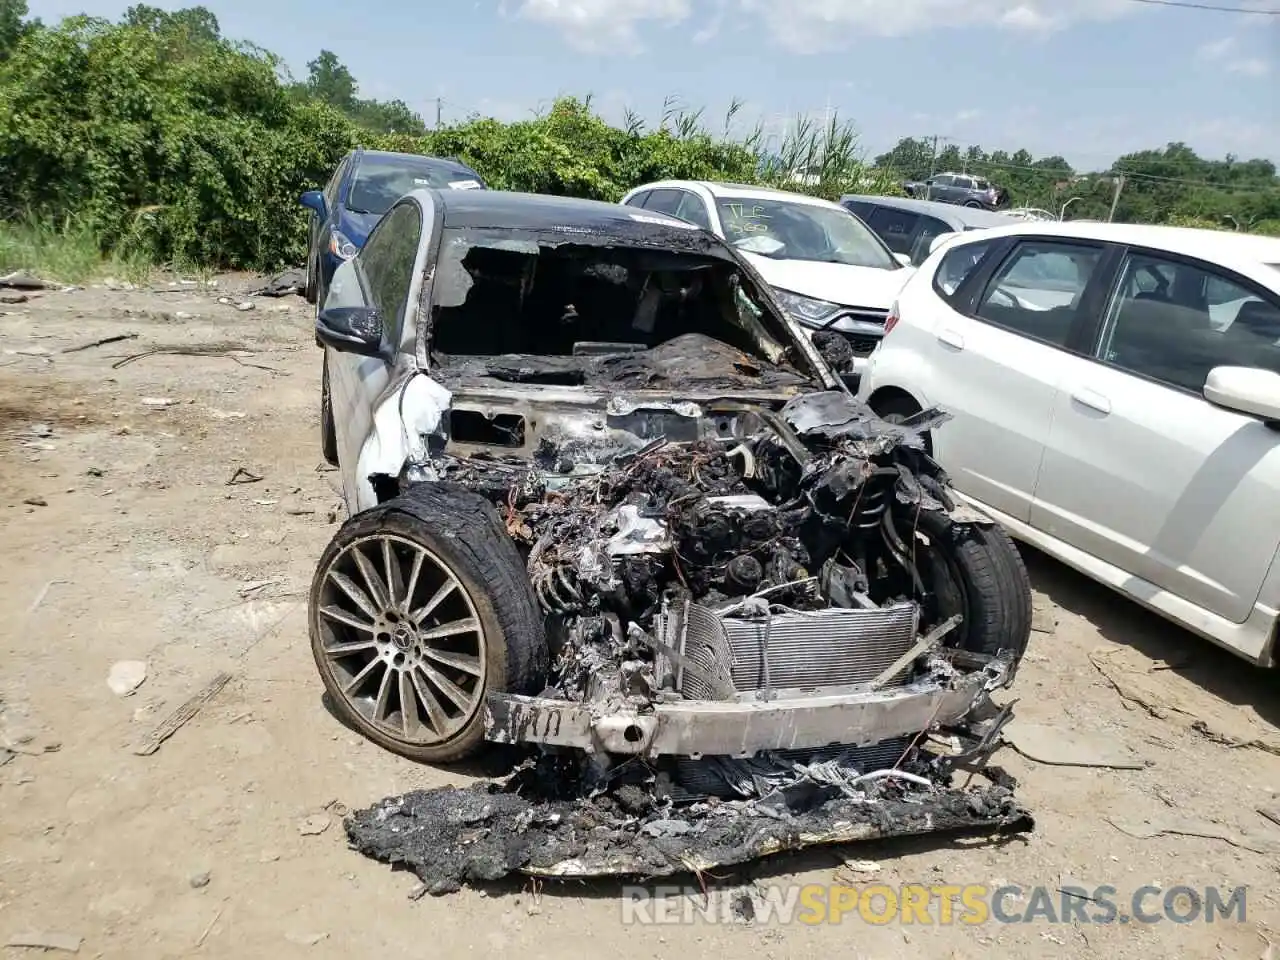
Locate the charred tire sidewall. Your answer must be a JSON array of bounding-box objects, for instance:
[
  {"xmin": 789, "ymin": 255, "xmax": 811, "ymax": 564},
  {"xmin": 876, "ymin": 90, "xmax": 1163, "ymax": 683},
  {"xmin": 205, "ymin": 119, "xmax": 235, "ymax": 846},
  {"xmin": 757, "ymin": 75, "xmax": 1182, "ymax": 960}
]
[
  {"xmin": 913, "ymin": 507, "xmax": 1033, "ymax": 678},
  {"xmin": 309, "ymin": 482, "xmax": 548, "ymax": 763},
  {"xmin": 320, "ymin": 354, "xmax": 338, "ymax": 467}
]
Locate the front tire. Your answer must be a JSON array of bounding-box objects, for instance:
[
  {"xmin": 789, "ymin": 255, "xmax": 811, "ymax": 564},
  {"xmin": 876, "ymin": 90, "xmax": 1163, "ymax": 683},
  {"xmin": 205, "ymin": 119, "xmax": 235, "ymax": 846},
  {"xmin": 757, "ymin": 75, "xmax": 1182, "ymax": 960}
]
[
  {"xmin": 320, "ymin": 354, "xmax": 338, "ymax": 467},
  {"xmin": 304, "ymin": 252, "xmax": 318, "ymax": 303},
  {"xmin": 309, "ymin": 484, "xmax": 548, "ymax": 763},
  {"xmin": 912, "ymin": 507, "xmax": 1032, "ymax": 677}
]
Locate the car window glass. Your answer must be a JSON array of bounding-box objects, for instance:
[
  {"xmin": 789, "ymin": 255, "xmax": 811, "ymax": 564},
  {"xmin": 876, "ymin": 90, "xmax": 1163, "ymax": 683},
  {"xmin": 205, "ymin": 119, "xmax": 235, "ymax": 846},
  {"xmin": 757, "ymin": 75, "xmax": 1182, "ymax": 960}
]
[
  {"xmin": 715, "ymin": 197, "xmax": 897, "ymax": 268},
  {"xmin": 975, "ymin": 241, "xmax": 1103, "ymax": 346},
  {"xmin": 643, "ymin": 190, "xmax": 683, "ymax": 216},
  {"xmin": 358, "ymin": 202, "xmax": 422, "ymax": 343},
  {"xmin": 674, "ymin": 192, "xmax": 712, "ymax": 230},
  {"xmin": 933, "ymin": 239, "xmax": 996, "ymax": 299},
  {"xmin": 908, "ymin": 215, "xmax": 952, "ymax": 265},
  {"xmin": 347, "ymin": 158, "xmax": 481, "ymax": 216},
  {"xmin": 324, "ymin": 156, "xmax": 348, "ymax": 207},
  {"xmin": 625, "ymin": 190, "xmax": 651, "ymax": 208},
  {"xmin": 843, "ymin": 200, "xmax": 875, "ymax": 219},
  {"xmin": 866, "ymin": 207, "xmax": 920, "ymax": 255},
  {"xmin": 1099, "ymin": 253, "xmax": 1280, "ymax": 392},
  {"xmin": 933, "ymin": 175, "xmax": 954, "ymax": 188}
]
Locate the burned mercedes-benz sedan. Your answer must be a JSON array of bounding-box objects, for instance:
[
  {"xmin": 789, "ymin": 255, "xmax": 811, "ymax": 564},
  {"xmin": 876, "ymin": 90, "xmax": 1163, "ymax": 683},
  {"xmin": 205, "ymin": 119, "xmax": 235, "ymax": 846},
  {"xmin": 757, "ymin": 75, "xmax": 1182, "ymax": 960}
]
[{"xmin": 311, "ymin": 189, "xmax": 1034, "ymax": 891}]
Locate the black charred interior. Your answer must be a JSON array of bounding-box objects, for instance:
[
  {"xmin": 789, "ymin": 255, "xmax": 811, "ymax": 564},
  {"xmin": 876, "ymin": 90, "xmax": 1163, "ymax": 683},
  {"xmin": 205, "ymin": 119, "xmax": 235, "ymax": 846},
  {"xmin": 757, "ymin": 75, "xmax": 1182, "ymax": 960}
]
[
  {"xmin": 447, "ymin": 410, "xmax": 527, "ymax": 448},
  {"xmin": 428, "ymin": 242, "xmax": 807, "ymax": 393}
]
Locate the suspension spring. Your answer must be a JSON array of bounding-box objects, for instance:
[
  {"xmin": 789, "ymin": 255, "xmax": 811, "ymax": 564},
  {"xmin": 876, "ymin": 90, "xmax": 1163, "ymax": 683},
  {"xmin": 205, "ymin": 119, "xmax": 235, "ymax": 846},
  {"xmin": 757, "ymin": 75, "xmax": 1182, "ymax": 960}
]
[
  {"xmin": 532, "ymin": 563, "xmax": 584, "ymax": 615},
  {"xmin": 850, "ymin": 467, "xmax": 899, "ymax": 530}
]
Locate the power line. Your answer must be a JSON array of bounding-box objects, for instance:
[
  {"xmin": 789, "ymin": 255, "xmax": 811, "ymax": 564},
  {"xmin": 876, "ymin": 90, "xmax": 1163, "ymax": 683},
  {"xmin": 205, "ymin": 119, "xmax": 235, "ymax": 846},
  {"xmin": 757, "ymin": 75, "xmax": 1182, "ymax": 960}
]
[{"xmin": 1121, "ymin": 0, "xmax": 1280, "ymax": 13}]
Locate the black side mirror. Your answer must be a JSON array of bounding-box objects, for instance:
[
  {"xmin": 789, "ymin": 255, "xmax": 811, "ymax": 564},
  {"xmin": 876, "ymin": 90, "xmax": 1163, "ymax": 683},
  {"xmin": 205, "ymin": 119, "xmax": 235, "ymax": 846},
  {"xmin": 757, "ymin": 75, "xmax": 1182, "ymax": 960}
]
[
  {"xmin": 300, "ymin": 190, "xmax": 326, "ymax": 216},
  {"xmin": 316, "ymin": 306, "xmax": 385, "ymax": 359}
]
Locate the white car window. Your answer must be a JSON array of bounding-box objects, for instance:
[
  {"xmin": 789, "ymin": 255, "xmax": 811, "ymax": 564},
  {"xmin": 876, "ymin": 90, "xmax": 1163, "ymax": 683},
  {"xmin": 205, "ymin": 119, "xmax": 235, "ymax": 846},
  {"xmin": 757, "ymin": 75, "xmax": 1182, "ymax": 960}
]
[
  {"xmin": 974, "ymin": 241, "xmax": 1103, "ymax": 346},
  {"xmin": 1098, "ymin": 253, "xmax": 1280, "ymax": 393},
  {"xmin": 932, "ymin": 238, "xmax": 997, "ymax": 297}
]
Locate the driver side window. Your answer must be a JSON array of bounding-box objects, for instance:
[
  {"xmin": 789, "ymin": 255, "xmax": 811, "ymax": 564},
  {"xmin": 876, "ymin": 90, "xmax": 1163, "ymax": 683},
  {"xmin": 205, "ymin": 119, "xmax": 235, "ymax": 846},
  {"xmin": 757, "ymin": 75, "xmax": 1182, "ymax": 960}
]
[{"xmin": 358, "ymin": 202, "xmax": 422, "ymax": 345}]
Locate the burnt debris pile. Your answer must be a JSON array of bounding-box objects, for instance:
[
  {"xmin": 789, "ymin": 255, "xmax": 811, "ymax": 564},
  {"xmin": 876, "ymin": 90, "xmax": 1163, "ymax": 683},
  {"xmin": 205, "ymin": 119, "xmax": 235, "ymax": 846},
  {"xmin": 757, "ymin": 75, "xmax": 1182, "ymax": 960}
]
[{"xmin": 345, "ymin": 755, "xmax": 1033, "ymax": 895}]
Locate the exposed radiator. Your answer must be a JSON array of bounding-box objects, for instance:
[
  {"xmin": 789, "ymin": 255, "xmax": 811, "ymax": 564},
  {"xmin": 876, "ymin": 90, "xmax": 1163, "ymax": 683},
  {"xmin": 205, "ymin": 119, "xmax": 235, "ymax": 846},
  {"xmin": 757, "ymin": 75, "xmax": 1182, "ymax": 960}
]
[
  {"xmin": 726, "ymin": 603, "xmax": 918, "ymax": 691},
  {"xmin": 659, "ymin": 600, "xmax": 920, "ymax": 700}
]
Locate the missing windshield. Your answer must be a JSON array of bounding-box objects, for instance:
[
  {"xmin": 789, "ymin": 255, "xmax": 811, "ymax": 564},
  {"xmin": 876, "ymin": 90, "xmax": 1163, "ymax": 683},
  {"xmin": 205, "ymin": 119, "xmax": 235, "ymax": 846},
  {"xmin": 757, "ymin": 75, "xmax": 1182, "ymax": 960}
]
[{"xmin": 427, "ymin": 230, "xmax": 814, "ymax": 389}]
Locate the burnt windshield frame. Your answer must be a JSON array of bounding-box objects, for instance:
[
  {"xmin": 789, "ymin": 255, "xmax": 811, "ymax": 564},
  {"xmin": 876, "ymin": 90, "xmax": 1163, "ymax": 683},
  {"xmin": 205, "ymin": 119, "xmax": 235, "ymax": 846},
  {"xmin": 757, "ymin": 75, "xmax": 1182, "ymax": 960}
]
[{"xmin": 424, "ymin": 225, "xmax": 830, "ymax": 383}]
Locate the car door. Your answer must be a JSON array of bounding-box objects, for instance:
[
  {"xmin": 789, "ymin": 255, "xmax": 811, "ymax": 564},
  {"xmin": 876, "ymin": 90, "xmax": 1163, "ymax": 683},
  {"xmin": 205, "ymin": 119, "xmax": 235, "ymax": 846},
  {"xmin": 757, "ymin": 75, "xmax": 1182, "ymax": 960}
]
[
  {"xmin": 674, "ymin": 191, "xmax": 713, "ymax": 231},
  {"xmin": 622, "ymin": 189, "xmax": 652, "ymax": 210},
  {"xmin": 314, "ymin": 155, "xmax": 349, "ymax": 259},
  {"xmin": 1030, "ymin": 247, "xmax": 1280, "ymax": 627},
  {"xmin": 842, "ymin": 199, "xmax": 877, "ymax": 223},
  {"xmin": 924, "ymin": 236, "xmax": 1116, "ymax": 522},
  {"xmin": 641, "ymin": 188, "xmax": 685, "ymax": 216},
  {"xmin": 926, "ymin": 175, "xmax": 952, "ymax": 203},
  {"xmin": 865, "ymin": 206, "xmax": 920, "ymax": 258},
  {"xmin": 326, "ymin": 199, "xmax": 425, "ymax": 506},
  {"xmin": 906, "ymin": 214, "xmax": 954, "ymax": 266}
]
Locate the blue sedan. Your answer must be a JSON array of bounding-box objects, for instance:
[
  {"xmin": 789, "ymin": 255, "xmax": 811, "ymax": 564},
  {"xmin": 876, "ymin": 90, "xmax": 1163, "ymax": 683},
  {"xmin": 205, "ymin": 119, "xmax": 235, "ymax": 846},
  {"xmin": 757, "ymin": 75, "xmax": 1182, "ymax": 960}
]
[{"xmin": 299, "ymin": 148, "xmax": 486, "ymax": 304}]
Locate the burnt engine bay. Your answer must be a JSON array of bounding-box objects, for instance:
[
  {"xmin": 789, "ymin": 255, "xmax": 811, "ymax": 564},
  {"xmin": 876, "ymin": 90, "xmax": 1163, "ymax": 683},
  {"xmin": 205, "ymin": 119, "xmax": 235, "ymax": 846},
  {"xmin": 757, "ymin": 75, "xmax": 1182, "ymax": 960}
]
[{"xmin": 339, "ymin": 388, "xmax": 1034, "ymax": 892}]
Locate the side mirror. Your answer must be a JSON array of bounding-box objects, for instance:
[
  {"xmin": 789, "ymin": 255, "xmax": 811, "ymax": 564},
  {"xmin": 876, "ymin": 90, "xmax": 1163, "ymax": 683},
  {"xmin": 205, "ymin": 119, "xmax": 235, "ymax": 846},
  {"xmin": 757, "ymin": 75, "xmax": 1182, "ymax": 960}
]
[
  {"xmin": 316, "ymin": 306, "xmax": 385, "ymax": 359},
  {"xmin": 1203, "ymin": 366, "xmax": 1280, "ymax": 422},
  {"xmin": 300, "ymin": 190, "xmax": 326, "ymax": 216},
  {"xmin": 893, "ymin": 252, "xmax": 912, "ymax": 267}
]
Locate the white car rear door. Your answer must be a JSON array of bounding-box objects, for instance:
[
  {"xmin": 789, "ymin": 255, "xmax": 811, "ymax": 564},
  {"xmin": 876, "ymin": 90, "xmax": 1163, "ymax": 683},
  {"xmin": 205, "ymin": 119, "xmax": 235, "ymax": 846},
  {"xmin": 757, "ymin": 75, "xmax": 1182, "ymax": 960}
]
[
  {"xmin": 1030, "ymin": 247, "xmax": 1280, "ymax": 627},
  {"xmin": 922, "ymin": 236, "xmax": 1116, "ymax": 523}
]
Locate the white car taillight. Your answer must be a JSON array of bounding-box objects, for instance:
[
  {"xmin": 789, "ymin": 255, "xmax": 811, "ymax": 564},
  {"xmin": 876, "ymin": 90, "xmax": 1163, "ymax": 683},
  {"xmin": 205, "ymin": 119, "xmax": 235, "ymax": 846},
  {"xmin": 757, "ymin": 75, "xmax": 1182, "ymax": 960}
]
[{"xmin": 884, "ymin": 302, "xmax": 901, "ymax": 336}]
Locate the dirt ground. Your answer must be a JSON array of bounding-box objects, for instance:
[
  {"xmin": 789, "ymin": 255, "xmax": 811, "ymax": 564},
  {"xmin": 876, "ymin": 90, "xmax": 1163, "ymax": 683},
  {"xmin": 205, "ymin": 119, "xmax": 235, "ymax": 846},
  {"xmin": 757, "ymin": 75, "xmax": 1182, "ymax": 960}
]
[{"xmin": 2, "ymin": 274, "xmax": 1280, "ymax": 960}]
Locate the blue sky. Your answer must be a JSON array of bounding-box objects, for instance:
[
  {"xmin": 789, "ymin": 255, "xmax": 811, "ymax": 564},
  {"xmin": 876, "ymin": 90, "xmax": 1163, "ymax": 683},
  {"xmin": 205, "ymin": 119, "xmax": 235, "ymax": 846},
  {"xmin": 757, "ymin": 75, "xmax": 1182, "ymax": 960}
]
[{"xmin": 31, "ymin": 0, "xmax": 1280, "ymax": 169}]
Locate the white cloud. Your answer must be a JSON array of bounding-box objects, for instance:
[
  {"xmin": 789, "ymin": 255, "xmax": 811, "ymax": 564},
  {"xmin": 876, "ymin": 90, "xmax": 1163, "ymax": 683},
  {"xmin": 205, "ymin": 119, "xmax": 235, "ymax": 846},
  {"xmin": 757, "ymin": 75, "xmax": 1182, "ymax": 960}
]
[
  {"xmin": 1197, "ymin": 36, "xmax": 1236, "ymax": 60},
  {"xmin": 516, "ymin": 0, "xmax": 692, "ymax": 52},
  {"xmin": 517, "ymin": 0, "xmax": 1141, "ymax": 53},
  {"xmin": 737, "ymin": 0, "xmax": 1133, "ymax": 50},
  {"xmin": 1196, "ymin": 34, "xmax": 1271, "ymax": 77}
]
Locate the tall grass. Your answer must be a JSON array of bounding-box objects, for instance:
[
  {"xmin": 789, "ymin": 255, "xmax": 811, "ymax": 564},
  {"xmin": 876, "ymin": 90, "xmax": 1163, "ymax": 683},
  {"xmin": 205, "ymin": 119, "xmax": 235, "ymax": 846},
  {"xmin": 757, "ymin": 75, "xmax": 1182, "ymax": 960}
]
[{"xmin": 0, "ymin": 216, "xmax": 154, "ymax": 284}]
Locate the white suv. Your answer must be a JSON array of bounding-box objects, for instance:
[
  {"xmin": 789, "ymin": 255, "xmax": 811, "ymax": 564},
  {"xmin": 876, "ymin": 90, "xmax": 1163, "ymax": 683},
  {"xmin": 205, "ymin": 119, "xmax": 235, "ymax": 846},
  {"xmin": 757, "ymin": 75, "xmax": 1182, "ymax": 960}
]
[{"xmin": 856, "ymin": 220, "xmax": 1280, "ymax": 666}]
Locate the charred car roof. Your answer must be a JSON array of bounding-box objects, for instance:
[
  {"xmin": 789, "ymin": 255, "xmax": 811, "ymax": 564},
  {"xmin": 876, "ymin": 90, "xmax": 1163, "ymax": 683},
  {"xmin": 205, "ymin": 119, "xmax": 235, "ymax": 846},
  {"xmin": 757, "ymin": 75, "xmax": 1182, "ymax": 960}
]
[{"xmin": 435, "ymin": 189, "xmax": 709, "ymax": 241}]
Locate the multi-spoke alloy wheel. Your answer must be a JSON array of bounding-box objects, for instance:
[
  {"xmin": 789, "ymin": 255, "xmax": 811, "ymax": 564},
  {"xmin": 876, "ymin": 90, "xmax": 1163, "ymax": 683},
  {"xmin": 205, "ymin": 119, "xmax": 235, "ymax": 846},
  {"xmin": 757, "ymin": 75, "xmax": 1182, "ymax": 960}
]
[
  {"xmin": 316, "ymin": 534, "xmax": 486, "ymax": 745},
  {"xmin": 309, "ymin": 485, "xmax": 547, "ymax": 763}
]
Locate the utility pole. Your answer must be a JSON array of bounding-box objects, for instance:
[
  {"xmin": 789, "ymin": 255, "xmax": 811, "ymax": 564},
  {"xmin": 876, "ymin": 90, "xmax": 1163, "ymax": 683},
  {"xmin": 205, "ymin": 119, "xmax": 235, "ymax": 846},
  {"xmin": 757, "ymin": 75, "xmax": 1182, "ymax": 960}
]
[
  {"xmin": 927, "ymin": 134, "xmax": 939, "ymax": 177},
  {"xmin": 1107, "ymin": 174, "xmax": 1124, "ymax": 222}
]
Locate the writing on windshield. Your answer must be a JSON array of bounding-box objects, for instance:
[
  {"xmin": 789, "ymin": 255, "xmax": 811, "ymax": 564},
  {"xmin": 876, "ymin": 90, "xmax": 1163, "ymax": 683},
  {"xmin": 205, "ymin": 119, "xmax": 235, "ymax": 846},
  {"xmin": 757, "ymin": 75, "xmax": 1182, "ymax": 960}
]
[{"xmin": 714, "ymin": 197, "xmax": 896, "ymax": 269}]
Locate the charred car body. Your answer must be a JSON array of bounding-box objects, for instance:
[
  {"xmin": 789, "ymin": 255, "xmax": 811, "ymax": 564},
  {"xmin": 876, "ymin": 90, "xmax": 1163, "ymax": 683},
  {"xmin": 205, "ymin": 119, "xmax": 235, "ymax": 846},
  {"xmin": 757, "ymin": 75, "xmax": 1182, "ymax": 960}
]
[{"xmin": 311, "ymin": 190, "xmax": 1035, "ymax": 886}]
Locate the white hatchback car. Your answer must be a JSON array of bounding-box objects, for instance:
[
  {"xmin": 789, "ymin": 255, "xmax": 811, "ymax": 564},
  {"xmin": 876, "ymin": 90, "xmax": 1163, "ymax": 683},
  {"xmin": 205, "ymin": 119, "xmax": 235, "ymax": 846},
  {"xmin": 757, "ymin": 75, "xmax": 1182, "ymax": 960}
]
[
  {"xmin": 619, "ymin": 180, "xmax": 914, "ymax": 377},
  {"xmin": 856, "ymin": 220, "xmax": 1280, "ymax": 665}
]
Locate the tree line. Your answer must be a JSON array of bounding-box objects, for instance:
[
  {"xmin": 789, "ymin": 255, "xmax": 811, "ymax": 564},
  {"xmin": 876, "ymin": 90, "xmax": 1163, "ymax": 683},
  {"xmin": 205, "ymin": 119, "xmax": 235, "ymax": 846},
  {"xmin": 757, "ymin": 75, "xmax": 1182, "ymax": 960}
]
[{"xmin": 0, "ymin": 1, "xmax": 1274, "ymax": 272}]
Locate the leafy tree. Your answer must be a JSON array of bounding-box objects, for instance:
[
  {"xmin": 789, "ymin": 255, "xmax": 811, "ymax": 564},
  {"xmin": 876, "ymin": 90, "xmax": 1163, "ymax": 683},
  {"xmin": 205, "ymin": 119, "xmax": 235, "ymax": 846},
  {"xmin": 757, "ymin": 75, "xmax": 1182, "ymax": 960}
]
[
  {"xmin": 0, "ymin": 8, "xmax": 1274, "ymax": 271},
  {"xmin": 0, "ymin": 0, "xmax": 34, "ymax": 60},
  {"xmin": 303, "ymin": 49, "xmax": 356, "ymax": 113}
]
